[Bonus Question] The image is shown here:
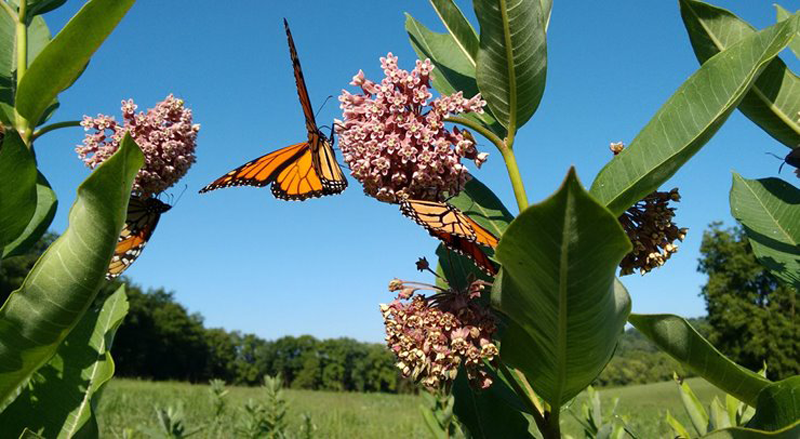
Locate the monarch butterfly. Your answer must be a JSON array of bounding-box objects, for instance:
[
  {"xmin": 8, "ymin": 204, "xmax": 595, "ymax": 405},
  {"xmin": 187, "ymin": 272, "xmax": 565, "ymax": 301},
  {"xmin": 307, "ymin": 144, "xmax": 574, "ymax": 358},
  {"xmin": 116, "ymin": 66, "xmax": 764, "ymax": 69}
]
[
  {"xmin": 106, "ymin": 195, "xmax": 172, "ymax": 280},
  {"xmin": 400, "ymin": 199, "xmax": 499, "ymax": 275},
  {"xmin": 199, "ymin": 19, "xmax": 347, "ymax": 200}
]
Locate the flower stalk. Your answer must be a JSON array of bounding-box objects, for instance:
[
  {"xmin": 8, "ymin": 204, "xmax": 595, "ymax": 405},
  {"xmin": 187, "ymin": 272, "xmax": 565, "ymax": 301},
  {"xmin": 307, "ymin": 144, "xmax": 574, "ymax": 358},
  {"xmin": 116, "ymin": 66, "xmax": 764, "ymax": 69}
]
[{"xmin": 32, "ymin": 120, "xmax": 82, "ymax": 142}]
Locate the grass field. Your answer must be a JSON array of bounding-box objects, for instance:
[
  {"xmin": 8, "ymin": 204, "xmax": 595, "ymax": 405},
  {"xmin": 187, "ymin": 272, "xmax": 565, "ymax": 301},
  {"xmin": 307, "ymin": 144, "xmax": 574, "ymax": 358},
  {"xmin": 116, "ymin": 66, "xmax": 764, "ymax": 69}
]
[{"xmin": 97, "ymin": 377, "xmax": 725, "ymax": 438}]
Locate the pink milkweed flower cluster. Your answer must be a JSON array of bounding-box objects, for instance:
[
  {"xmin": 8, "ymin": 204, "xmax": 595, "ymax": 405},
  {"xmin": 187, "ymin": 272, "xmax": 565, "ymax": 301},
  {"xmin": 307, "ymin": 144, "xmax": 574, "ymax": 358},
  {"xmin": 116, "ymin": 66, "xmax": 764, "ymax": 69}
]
[
  {"xmin": 336, "ymin": 53, "xmax": 488, "ymax": 203},
  {"xmin": 77, "ymin": 94, "xmax": 199, "ymax": 197},
  {"xmin": 380, "ymin": 279, "xmax": 498, "ymax": 391}
]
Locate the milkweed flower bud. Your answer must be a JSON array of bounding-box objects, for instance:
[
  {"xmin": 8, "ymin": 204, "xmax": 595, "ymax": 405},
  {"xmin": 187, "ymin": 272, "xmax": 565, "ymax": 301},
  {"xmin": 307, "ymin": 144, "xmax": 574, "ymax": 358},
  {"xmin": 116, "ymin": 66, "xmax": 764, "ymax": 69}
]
[
  {"xmin": 77, "ymin": 94, "xmax": 199, "ymax": 197},
  {"xmin": 618, "ymin": 188, "xmax": 687, "ymax": 276},
  {"xmin": 337, "ymin": 53, "xmax": 487, "ymax": 203},
  {"xmin": 380, "ymin": 279, "xmax": 497, "ymax": 391}
]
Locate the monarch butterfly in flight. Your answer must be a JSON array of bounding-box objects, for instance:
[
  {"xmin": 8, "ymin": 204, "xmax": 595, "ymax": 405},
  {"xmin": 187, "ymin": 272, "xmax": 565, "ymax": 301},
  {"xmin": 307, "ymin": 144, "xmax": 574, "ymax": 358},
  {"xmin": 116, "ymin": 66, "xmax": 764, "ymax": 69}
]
[
  {"xmin": 400, "ymin": 199, "xmax": 499, "ymax": 276},
  {"xmin": 106, "ymin": 195, "xmax": 172, "ymax": 280},
  {"xmin": 199, "ymin": 19, "xmax": 347, "ymax": 200}
]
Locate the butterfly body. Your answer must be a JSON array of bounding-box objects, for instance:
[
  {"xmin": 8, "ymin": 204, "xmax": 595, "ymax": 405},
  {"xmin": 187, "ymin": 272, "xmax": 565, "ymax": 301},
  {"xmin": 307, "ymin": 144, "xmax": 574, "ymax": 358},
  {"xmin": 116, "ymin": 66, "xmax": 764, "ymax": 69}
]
[
  {"xmin": 200, "ymin": 19, "xmax": 347, "ymax": 200},
  {"xmin": 107, "ymin": 195, "xmax": 172, "ymax": 280}
]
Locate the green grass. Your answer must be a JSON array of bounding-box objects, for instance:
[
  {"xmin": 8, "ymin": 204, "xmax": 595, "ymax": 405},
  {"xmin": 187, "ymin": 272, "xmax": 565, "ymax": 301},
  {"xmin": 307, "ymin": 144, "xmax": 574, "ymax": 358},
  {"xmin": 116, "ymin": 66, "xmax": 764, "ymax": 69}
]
[{"xmin": 98, "ymin": 377, "xmax": 724, "ymax": 438}]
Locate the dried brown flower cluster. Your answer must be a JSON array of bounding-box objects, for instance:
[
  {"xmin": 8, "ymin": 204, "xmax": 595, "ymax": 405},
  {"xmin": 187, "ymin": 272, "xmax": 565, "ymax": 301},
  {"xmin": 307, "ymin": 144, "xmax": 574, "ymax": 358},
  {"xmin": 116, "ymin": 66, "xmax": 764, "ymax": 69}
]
[
  {"xmin": 618, "ymin": 188, "xmax": 687, "ymax": 275},
  {"xmin": 380, "ymin": 278, "xmax": 498, "ymax": 391}
]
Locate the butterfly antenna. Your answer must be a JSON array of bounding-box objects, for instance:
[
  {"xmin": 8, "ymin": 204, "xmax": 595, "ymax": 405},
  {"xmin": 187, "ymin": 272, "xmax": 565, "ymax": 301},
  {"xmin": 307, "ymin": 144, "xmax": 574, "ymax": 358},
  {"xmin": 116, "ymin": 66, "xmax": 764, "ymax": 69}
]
[
  {"xmin": 171, "ymin": 184, "xmax": 189, "ymax": 207},
  {"xmin": 315, "ymin": 95, "xmax": 334, "ymax": 120},
  {"xmin": 765, "ymin": 152, "xmax": 786, "ymax": 173}
]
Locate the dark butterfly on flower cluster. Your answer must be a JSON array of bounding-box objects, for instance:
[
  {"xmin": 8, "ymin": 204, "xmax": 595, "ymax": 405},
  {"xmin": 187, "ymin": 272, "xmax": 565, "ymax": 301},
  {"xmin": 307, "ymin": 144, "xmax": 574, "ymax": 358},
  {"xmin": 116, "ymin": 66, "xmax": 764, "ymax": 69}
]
[
  {"xmin": 106, "ymin": 195, "xmax": 172, "ymax": 279},
  {"xmin": 400, "ymin": 198, "xmax": 499, "ymax": 276},
  {"xmin": 199, "ymin": 19, "xmax": 347, "ymax": 200}
]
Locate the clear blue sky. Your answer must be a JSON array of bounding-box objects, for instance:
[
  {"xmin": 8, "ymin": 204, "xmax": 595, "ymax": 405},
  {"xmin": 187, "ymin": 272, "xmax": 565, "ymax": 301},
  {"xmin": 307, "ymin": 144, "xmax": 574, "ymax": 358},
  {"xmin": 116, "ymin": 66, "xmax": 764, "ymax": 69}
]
[{"xmin": 35, "ymin": 1, "xmax": 797, "ymax": 342}]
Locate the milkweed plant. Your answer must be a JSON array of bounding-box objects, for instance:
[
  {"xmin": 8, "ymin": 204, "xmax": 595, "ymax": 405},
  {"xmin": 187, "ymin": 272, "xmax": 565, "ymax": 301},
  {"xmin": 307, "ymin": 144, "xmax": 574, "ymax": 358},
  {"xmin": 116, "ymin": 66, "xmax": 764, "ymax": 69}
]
[{"xmin": 0, "ymin": 0, "xmax": 797, "ymax": 438}]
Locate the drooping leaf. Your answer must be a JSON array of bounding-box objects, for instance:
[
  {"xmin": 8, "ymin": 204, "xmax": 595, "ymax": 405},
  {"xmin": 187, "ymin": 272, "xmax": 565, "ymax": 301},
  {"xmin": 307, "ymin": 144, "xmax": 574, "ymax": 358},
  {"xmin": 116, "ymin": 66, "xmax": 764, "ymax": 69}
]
[
  {"xmin": 675, "ymin": 373, "xmax": 710, "ymax": 436},
  {"xmin": 405, "ymin": 12, "xmax": 505, "ymax": 137},
  {"xmin": 0, "ymin": 130, "xmax": 37, "ymax": 250},
  {"xmin": 0, "ymin": 133, "xmax": 142, "ymax": 406},
  {"xmin": 492, "ymin": 169, "xmax": 632, "ymax": 408},
  {"xmin": 590, "ymin": 14, "xmax": 800, "ymax": 216},
  {"xmin": 15, "ymin": 0, "xmax": 135, "ymax": 128},
  {"xmin": 628, "ymin": 314, "xmax": 770, "ymax": 406},
  {"xmin": 747, "ymin": 376, "xmax": 800, "ymax": 432},
  {"xmin": 474, "ymin": 0, "xmax": 547, "ymax": 131},
  {"xmin": 729, "ymin": 174, "xmax": 799, "ymax": 290},
  {"xmin": 0, "ymin": 286, "xmax": 130, "ymax": 438},
  {"xmin": 2, "ymin": 172, "xmax": 57, "ymax": 259},
  {"xmin": 701, "ymin": 421, "xmax": 800, "ymax": 438},
  {"xmin": 679, "ymin": 0, "xmax": 800, "ymax": 149},
  {"xmin": 774, "ymin": 4, "xmax": 800, "ymax": 58}
]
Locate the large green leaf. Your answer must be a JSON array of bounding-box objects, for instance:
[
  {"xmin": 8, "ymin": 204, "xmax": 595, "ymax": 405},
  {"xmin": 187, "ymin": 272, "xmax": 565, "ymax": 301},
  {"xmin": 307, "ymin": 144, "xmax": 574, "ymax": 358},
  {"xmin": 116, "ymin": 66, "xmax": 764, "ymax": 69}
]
[
  {"xmin": 474, "ymin": 0, "xmax": 547, "ymax": 131},
  {"xmin": 0, "ymin": 133, "xmax": 142, "ymax": 406},
  {"xmin": 429, "ymin": 0, "xmax": 479, "ymax": 61},
  {"xmin": 449, "ymin": 176, "xmax": 515, "ymax": 237},
  {"xmin": 701, "ymin": 421, "xmax": 800, "ymax": 438},
  {"xmin": 0, "ymin": 285, "xmax": 130, "ymax": 438},
  {"xmin": 679, "ymin": 0, "xmax": 800, "ymax": 149},
  {"xmin": 491, "ymin": 169, "xmax": 632, "ymax": 408},
  {"xmin": 15, "ymin": 0, "xmax": 135, "ymax": 127},
  {"xmin": 590, "ymin": 14, "xmax": 800, "ymax": 216},
  {"xmin": 729, "ymin": 174, "xmax": 799, "ymax": 290},
  {"xmin": 747, "ymin": 376, "xmax": 800, "ymax": 432},
  {"xmin": 0, "ymin": 130, "xmax": 37, "ymax": 250},
  {"xmin": 676, "ymin": 373, "xmax": 710, "ymax": 436},
  {"xmin": 452, "ymin": 368, "xmax": 540, "ymax": 439},
  {"xmin": 2, "ymin": 172, "xmax": 57, "ymax": 259},
  {"xmin": 774, "ymin": 4, "xmax": 800, "ymax": 58},
  {"xmin": 628, "ymin": 314, "xmax": 771, "ymax": 406},
  {"xmin": 405, "ymin": 12, "xmax": 505, "ymax": 137}
]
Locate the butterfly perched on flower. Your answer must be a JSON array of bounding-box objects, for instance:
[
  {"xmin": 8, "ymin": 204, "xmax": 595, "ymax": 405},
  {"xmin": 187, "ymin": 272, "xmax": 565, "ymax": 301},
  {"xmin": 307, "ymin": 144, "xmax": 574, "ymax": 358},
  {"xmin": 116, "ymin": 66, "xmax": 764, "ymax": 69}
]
[
  {"xmin": 400, "ymin": 198, "xmax": 498, "ymax": 276},
  {"xmin": 106, "ymin": 195, "xmax": 172, "ymax": 280},
  {"xmin": 199, "ymin": 19, "xmax": 347, "ymax": 200}
]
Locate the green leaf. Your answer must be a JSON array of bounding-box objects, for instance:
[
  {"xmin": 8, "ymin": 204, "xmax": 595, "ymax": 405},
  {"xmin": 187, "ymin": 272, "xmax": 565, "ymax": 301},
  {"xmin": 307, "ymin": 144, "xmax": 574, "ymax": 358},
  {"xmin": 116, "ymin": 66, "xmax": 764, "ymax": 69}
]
[
  {"xmin": 18, "ymin": 429, "xmax": 44, "ymax": 439},
  {"xmin": 711, "ymin": 397, "xmax": 733, "ymax": 430},
  {"xmin": 667, "ymin": 409, "xmax": 693, "ymax": 439},
  {"xmin": 429, "ymin": 0, "xmax": 479, "ymax": 61},
  {"xmin": 0, "ymin": 133, "xmax": 142, "ymax": 406},
  {"xmin": 15, "ymin": 0, "xmax": 135, "ymax": 127},
  {"xmin": 540, "ymin": 0, "xmax": 552, "ymax": 31},
  {"xmin": 491, "ymin": 168, "xmax": 632, "ymax": 408},
  {"xmin": 679, "ymin": 0, "xmax": 800, "ymax": 149},
  {"xmin": 747, "ymin": 376, "xmax": 800, "ymax": 432},
  {"xmin": 628, "ymin": 314, "xmax": 771, "ymax": 406},
  {"xmin": 452, "ymin": 368, "xmax": 540, "ymax": 439},
  {"xmin": 474, "ymin": 0, "xmax": 547, "ymax": 131},
  {"xmin": 0, "ymin": 286, "xmax": 130, "ymax": 438},
  {"xmin": 2, "ymin": 172, "xmax": 57, "ymax": 259},
  {"xmin": 0, "ymin": 5, "xmax": 53, "ymax": 120},
  {"xmin": 405, "ymin": 12, "xmax": 506, "ymax": 137},
  {"xmin": 27, "ymin": 0, "xmax": 69, "ymax": 18},
  {"xmin": 449, "ymin": 175, "xmax": 515, "ymax": 237},
  {"xmin": 590, "ymin": 14, "xmax": 800, "ymax": 216},
  {"xmin": 675, "ymin": 373, "xmax": 710, "ymax": 436},
  {"xmin": 729, "ymin": 174, "xmax": 799, "ymax": 290},
  {"xmin": 0, "ymin": 130, "xmax": 37, "ymax": 250},
  {"xmin": 420, "ymin": 405, "xmax": 448, "ymax": 439},
  {"xmin": 701, "ymin": 420, "xmax": 800, "ymax": 438},
  {"xmin": 775, "ymin": 4, "xmax": 800, "ymax": 58}
]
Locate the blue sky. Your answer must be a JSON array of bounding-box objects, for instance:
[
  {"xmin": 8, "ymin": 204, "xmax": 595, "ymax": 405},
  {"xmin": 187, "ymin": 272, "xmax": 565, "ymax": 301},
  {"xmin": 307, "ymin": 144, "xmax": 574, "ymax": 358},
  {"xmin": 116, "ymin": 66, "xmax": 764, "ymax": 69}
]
[{"xmin": 35, "ymin": 1, "xmax": 797, "ymax": 342}]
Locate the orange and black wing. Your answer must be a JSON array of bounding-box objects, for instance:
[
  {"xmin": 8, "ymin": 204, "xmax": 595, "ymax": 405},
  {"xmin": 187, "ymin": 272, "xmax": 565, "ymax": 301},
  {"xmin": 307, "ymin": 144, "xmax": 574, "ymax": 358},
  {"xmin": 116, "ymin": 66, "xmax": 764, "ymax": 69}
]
[
  {"xmin": 107, "ymin": 196, "xmax": 171, "ymax": 280},
  {"xmin": 400, "ymin": 199, "xmax": 499, "ymax": 275},
  {"xmin": 431, "ymin": 230, "xmax": 498, "ymax": 276},
  {"xmin": 284, "ymin": 18, "xmax": 318, "ymax": 135},
  {"xmin": 199, "ymin": 142, "xmax": 308, "ymax": 193},
  {"xmin": 400, "ymin": 199, "xmax": 499, "ymax": 248}
]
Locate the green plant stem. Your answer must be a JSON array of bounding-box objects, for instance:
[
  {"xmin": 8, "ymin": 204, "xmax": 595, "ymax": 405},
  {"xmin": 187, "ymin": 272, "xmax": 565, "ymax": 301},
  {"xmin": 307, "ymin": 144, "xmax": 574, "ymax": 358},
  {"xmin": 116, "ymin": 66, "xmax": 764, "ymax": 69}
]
[
  {"xmin": 13, "ymin": 0, "xmax": 31, "ymax": 144},
  {"xmin": 445, "ymin": 116, "xmax": 529, "ymax": 212},
  {"xmin": 32, "ymin": 120, "xmax": 82, "ymax": 141},
  {"xmin": 0, "ymin": 1, "xmax": 17, "ymax": 21},
  {"xmin": 543, "ymin": 409, "xmax": 560, "ymax": 439},
  {"xmin": 498, "ymin": 361, "xmax": 547, "ymax": 434}
]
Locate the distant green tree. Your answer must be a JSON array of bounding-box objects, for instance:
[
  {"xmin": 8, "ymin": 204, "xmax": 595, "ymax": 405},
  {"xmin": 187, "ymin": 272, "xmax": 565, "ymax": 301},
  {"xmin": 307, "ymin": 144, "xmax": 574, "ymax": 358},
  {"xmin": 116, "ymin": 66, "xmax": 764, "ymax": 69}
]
[{"xmin": 698, "ymin": 223, "xmax": 798, "ymax": 380}]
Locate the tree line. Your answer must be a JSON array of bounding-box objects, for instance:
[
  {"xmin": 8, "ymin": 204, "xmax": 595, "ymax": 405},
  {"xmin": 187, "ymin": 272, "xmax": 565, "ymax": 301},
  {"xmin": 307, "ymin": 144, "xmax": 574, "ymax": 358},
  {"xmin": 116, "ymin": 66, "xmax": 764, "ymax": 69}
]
[{"xmin": 0, "ymin": 223, "xmax": 794, "ymax": 391}]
